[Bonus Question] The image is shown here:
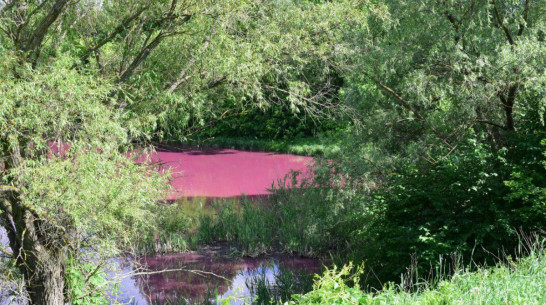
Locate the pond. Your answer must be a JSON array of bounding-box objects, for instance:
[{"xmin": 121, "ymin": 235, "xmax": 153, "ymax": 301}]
[
  {"xmin": 1, "ymin": 148, "xmax": 320, "ymax": 304},
  {"xmin": 122, "ymin": 148, "xmax": 320, "ymax": 304}
]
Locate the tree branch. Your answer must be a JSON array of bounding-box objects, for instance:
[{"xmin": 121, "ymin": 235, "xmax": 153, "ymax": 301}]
[
  {"xmin": 475, "ymin": 119, "xmax": 507, "ymax": 130},
  {"xmin": 0, "ymin": 185, "xmax": 20, "ymax": 197},
  {"xmin": 363, "ymin": 71, "xmax": 454, "ymax": 149},
  {"xmin": 167, "ymin": 19, "xmax": 219, "ymax": 93},
  {"xmin": 363, "ymin": 71, "xmax": 424, "ymax": 120},
  {"xmin": 498, "ymin": 84, "xmax": 518, "ymax": 131},
  {"xmin": 0, "ymin": 0, "xmax": 17, "ymax": 17},
  {"xmin": 492, "ymin": 0, "xmax": 515, "ymax": 45},
  {"xmin": 118, "ymin": 1, "xmax": 192, "ymax": 83},
  {"xmin": 517, "ymin": 0, "xmax": 530, "ymax": 36},
  {"xmin": 23, "ymin": 0, "xmax": 70, "ymax": 64},
  {"xmin": 118, "ymin": 32, "xmax": 165, "ymax": 83},
  {"xmin": 0, "ymin": 198, "xmax": 21, "ymax": 261},
  {"xmin": 76, "ymin": 5, "xmax": 150, "ymax": 67}
]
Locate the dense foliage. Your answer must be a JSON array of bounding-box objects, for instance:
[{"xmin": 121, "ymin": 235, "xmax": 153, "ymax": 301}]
[
  {"xmin": 0, "ymin": 0, "xmax": 362, "ymax": 303},
  {"xmin": 195, "ymin": 102, "xmax": 343, "ymax": 141},
  {"xmin": 331, "ymin": 0, "xmax": 546, "ymax": 285},
  {"xmin": 0, "ymin": 54, "xmax": 166, "ymax": 303},
  {"xmin": 179, "ymin": 0, "xmax": 546, "ymax": 293}
]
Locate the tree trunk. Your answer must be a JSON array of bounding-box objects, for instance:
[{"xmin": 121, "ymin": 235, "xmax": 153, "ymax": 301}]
[
  {"xmin": 1, "ymin": 140, "xmax": 69, "ymax": 305},
  {"xmin": 503, "ymin": 85, "xmax": 518, "ymax": 132},
  {"xmin": 3, "ymin": 197, "xmax": 68, "ymax": 305},
  {"xmin": 25, "ymin": 249, "xmax": 67, "ymax": 305}
]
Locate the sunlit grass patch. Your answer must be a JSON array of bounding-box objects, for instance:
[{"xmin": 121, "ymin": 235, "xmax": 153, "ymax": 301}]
[{"xmin": 290, "ymin": 242, "xmax": 546, "ymax": 305}]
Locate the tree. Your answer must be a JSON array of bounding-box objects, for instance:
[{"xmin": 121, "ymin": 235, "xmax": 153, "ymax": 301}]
[
  {"xmin": 346, "ymin": 0, "xmax": 546, "ymax": 156},
  {"xmin": 0, "ymin": 54, "xmax": 167, "ymax": 304},
  {"xmin": 115, "ymin": 0, "xmax": 366, "ymax": 141},
  {"xmin": 331, "ymin": 0, "xmax": 546, "ymax": 284},
  {"xmin": 0, "ymin": 0, "xmax": 219, "ymax": 302}
]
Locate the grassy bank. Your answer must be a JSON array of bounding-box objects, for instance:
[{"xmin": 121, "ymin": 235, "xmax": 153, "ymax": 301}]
[
  {"xmin": 137, "ymin": 236, "xmax": 546, "ymax": 305},
  {"xmin": 290, "ymin": 243, "xmax": 546, "ymax": 305},
  {"xmin": 133, "ymin": 188, "xmax": 546, "ymax": 305},
  {"xmin": 186, "ymin": 136, "xmax": 341, "ymax": 157}
]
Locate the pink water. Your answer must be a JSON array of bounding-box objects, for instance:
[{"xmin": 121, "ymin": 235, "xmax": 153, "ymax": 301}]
[
  {"xmin": 1, "ymin": 145, "xmax": 321, "ymax": 303},
  {"xmin": 44, "ymin": 143, "xmax": 313, "ymax": 199},
  {"xmin": 148, "ymin": 147, "xmax": 314, "ymax": 200},
  {"xmin": 120, "ymin": 148, "xmax": 319, "ymax": 304}
]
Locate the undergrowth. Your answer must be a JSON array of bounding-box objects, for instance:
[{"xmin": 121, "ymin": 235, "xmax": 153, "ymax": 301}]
[
  {"xmin": 135, "ymin": 203, "xmax": 197, "ymax": 255},
  {"xmin": 290, "ymin": 238, "xmax": 546, "ymax": 304}
]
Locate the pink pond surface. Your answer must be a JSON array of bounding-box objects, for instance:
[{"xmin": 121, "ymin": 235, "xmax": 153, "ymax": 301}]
[
  {"xmin": 148, "ymin": 148, "xmax": 313, "ymax": 200},
  {"xmin": 43, "ymin": 142, "xmax": 313, "ymax": 199}
]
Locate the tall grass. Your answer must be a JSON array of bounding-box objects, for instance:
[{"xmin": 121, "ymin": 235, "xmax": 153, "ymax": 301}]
[
  {"xmin": 246, "ymin": 267, "xmax": 315, "ymax": 305},
  {"xmin": 290, "ymin": 238, "xmax": 546, "ymax": 304},
  {"xmin": 198, "ymin": 200, "xmax": 277, "ymax": 256},
  {"xmin": 134, "ymin": 203, "xmax": 197, "ymax": 255},
  {"xmin": 195, "ymin": 173, "xmax": 350, "ymax": 257},
  {"xmin": 192, "ymin": 167, "xmax": 355, "ymax": 257}
]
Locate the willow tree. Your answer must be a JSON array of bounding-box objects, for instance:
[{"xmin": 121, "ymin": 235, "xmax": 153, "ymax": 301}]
[
  {"xmin": 0, "ymin": 55, "xmax": 167, "ymax": 304},
  {"xmin": 333, "ymin": 0, "xmax": 546, "ymax": 282},
  {"xmin": 346, "ymin": 0, "xmax": 546, "ymax": 158},
  {"xmin": 75, "ymin": 0, "xmax": 366, "ymax": 141},
  {"xmin": 0, "ymin": 0, "xmax": 224, "ymax": 303},
  {"xmin": 0, "ymin": 1, "xmax": 189, "ymax": 302}
]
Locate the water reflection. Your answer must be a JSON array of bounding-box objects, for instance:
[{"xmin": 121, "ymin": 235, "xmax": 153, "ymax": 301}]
[{"xmin": 118, "ymin": 252, "xmax": 322, "ymax": 305}]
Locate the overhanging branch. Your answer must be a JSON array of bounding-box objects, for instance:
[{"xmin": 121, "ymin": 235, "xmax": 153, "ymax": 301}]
[
  {"xmin": 492, "ymin": 0, "xmax": 515, "ymax": 45},
  {"xmin": 76, "ymin": 5, "xmax": 150, "ymax": 67},
  {"xmin": 0, "ymin": 185, "xmax": 20, "ymax": 197},
  {"xmin": 363, "ymin": 71, "xmax": 454, "ymax": 149}
]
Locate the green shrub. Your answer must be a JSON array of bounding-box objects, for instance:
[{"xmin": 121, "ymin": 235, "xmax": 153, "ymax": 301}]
[
  {"xmin": 345, "ymin": 134, "xmax": 546, "ymax": 286},
  {"xmin": 65, "ymin": 257, "xmax": 112, "ymax": 305}
]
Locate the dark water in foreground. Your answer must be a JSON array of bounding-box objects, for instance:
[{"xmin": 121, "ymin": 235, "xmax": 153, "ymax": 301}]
[
  {"xmin": 1, "ymin": 195, "xmax": 322, "ymax": 304},
  {"xmin": 1, "ymin": 228, "xmax": 323, "ymax": 305},
  {"xmin": 115, "ymin": 195, "xmax": 323, "ymax": 304},
  {"xmin": 116, "ymin": 252, "xmax": 323, "ymax": 304}
]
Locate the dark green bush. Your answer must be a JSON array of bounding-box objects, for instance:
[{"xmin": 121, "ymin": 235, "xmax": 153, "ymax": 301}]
[{"xmin": 348, "ymin": 134, "xmax": 546, "ymax": 285}]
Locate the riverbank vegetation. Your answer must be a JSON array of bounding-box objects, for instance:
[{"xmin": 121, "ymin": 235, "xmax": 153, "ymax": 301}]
[
  {"xmin": 186, "ymin": 135, "xmax": 342, "ymax": 157},
  {"xmin": 291, "ymin": 239, "xmax": 546, "ymax": 305},
  {"xmin": 1, "ymin": 0, "xmax": 545, "ymax": 304}
]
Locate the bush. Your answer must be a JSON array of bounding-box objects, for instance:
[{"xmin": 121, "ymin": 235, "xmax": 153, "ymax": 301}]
[{"xmin": 346, "ymin": 135, "xmax": 546, "ymax": 283}]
